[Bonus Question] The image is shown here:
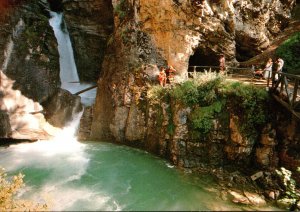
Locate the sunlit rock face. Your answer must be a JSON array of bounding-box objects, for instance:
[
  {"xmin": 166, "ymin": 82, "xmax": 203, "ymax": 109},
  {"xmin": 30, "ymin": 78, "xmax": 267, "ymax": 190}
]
[
  {"xmin": 63, "ymin": 0, "xmax": 114, "ymax": 82},
  {"xmin": 0, "ymin": 71, "xmax": 60, "ymax": 140}
]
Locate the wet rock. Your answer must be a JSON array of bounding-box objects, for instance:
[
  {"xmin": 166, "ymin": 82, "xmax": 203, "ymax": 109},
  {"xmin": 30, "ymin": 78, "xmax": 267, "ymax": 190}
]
[
  {"xmin": 228, "ymin": 190, "xmax": 250, "ymax": 204},
  {"xmin": 1, "ymin": 0, "xmax": 60, "ymax": 103},
  {"xmin": 243, "ymin": 191, "xmax": 266, "ymax": 206},
  {"xmin": 63, "ymin": 0, "xmax": 114, "ymax": 82},
  {"xmin": 42, "ymin": 89, "xmax": 83, "ymax": 128},
  {"xmin": 0, "ymin": 110, "xmax": 11, "ymax": 137}
]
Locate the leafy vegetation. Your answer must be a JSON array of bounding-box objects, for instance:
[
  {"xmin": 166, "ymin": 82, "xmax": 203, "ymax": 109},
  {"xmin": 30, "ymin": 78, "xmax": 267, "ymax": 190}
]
[
  {"xmin": 221, "ymin": 82, "xmax": 268, "ymax": 139},
  {"xmin": 114, "ymin": 0, "xmax": 127, "ymax": 21},
  {"xmin": 147, "ymin": 72, "xmax": 269, "ymax": 140},
  {"xmin": 276, "ymin": 167, "xmax": 300, "ymax": 210},
  {"xmin": 0, "ymin": 167, "xmax": 47, "ymax": 211},
  {"xmin": 189, "ymin": 100, "xmax": 224, "ymax": 135},
  {"xmin": 276, "ymin": 32, "xmax": 300, "ymax": 74}
]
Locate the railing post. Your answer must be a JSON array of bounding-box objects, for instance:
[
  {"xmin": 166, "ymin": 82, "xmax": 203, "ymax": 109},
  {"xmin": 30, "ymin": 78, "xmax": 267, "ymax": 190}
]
[
  {"xmin": 292, "ymin": 79, "xmax": 299, "ymax": 108},
  {"xmin": 280, "ymin": 74, "xmax": 284, "ymax": 94},
  {"xmin": 266, "ymin": 75, "xmax": 270, "ymax": 89}
]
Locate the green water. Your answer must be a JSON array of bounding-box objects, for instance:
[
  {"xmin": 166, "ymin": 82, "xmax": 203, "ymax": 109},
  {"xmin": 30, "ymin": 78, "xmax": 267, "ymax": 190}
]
[{"xmin": 0, "ymin": 140, "xmax": 278, "ymax": 211}]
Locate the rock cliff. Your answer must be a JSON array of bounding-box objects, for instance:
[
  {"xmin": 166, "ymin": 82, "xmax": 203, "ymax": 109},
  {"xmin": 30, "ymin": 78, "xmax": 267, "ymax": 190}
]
[
  {"xmin": 91, "ymin": 0, "xmax": 296, "ymax": 141},
  {"xmin": 63, "ymin": 0, "xmax": 114, "ymax": 82},
  {"xmin": 0, "ymin": 0, "xmax": 83, "ymax": 136},
  {"xmin": 89, "ymin": 0, "xmax": 299, "ymax": 201}
]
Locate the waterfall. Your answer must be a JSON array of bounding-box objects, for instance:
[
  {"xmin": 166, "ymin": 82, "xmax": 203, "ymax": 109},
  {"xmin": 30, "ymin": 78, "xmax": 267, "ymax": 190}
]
[
  {"xmin": 49, "ymin": 11, "xmax": 79, "ymax": 91},
  {"xmin": 49, "ymin": 11, "xmax": 96, "ymax": 106}
]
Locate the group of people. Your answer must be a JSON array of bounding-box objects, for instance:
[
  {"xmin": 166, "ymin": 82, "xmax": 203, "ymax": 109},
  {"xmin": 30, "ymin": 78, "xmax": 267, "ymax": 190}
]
[
  {"xmin": 158, "ymin": 65, "xmax": 176, "ymax": 87},
  {"xmin": 253, "ymin": 57, "xmax": 284, "ymax": 80}
]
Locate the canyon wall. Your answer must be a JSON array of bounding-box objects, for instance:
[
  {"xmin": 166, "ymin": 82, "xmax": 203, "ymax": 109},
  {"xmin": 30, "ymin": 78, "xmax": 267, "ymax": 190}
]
[
  {"xmin": 89, "ymin": 0, "xmax": 299, "ymax": 187},
  {"xmin": 0, "ymin": 0, "xmax": 82, "ymax": 138},
  {"xmin": 91, "ymin": 0, "xmax": 296, "ymax": 141},
  {"xmin": 63, "ymin": 0, "xmax": 114, "ymax": 82}
]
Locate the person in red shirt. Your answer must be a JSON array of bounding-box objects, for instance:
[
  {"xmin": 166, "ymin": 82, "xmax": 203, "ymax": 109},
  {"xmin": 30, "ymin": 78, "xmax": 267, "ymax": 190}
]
[
  {"xmin": 158, "ymin": 67, "xmax": 167, "ymax": 87},
  {"xmin": 165, "ymin": 65, "xmax": 176, "ymax": 84}
]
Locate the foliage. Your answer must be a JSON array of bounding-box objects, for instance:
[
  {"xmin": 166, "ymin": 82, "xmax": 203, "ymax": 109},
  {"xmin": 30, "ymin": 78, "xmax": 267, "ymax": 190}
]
[
  {"xmin": 221, "ymin": 82, "xmax": 268, "ymax": 138},
  {"xmin": 169, "ymin": 72, "xmax": 223, "ymax": 106},
  {"xmin": 0, "ymin": 167, "xmax": 47, "ymax": 211},
  {"xmin": 276, "ymin": 32, "xmax": 300, "ymax": 75},
  {"xmin": 147, "ymin": 85, "xmax": 167, "ymax": 104},
  {"xmin": 276, "ymin": 167, "xmax": 300, "ymax": 209},
  {"xmin": 114, "ymin": 0, "xmax": 127, "ymax": 21},
  {"xmin": 189, "ymin": 100, "xmax": 224, "ymax": 135},
  {"xmin": 170, "ymin": 80, "xmax": 199, "ymax": 105},
  {"xmin": 147, "ymin": 72, "xmax": 269, "ymax": 140}
]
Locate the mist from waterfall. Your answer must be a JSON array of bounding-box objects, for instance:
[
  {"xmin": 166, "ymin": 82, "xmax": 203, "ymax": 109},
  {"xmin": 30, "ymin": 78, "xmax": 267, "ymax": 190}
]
[{"xmin": 49, "ymin": 11, "xmax": 79, "ymax": 91}]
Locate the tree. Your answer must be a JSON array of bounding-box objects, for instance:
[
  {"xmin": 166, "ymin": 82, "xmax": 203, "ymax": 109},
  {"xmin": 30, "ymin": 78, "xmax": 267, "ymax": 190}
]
[
  {"xmin": 276, "ymin": 32, "xmax": 300, "ymax": 75},
  {"xmin": 0, "ymin": 167, "xmax": 48, "ymax": 211}
]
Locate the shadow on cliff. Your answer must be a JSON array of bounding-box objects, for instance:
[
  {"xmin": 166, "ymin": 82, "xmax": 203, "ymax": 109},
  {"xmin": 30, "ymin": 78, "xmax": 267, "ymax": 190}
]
[{"xmin": 240, "ymin": 20, "xmax": 300, "ymax": 67}]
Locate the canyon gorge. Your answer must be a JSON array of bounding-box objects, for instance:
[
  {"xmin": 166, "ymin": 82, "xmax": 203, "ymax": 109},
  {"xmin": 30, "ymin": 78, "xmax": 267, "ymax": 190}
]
[{"xmin": 0, "ymin": 0, "xmax": 300, "ymax": 209}]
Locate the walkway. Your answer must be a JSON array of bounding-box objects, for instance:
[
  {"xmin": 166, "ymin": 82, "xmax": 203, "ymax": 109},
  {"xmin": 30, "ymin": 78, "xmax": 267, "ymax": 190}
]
[{"xmin": 188, "ymin": 66, "xmax": 300, "ymax": 119}]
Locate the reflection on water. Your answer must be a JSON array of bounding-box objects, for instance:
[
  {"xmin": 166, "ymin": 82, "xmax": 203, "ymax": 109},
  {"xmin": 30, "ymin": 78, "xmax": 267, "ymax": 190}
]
[{"xmin": 0, "ymin": 140, "xmax": 281, "ymax": 211}]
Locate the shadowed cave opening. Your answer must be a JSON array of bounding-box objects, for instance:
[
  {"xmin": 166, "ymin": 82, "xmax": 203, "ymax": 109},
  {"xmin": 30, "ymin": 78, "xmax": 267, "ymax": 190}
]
[
  {"xmin": 47, "ymin": 0, "xmax": 63, "ymax": 12},
  {"xmin": 188, "ymin": 48, "xmax": 219, "ymax": 72}
]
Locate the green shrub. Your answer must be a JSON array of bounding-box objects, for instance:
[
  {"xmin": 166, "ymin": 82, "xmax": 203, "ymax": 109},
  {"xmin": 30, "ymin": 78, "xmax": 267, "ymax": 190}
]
[
  {"xmin": 170, "ymin": 80, "xmax": 199, "ymax": 105},
  {"xmin": 169, "ymin": 72, "xmax": 223, "ymax": 106},
  {"xmin": 221, "ymin": 82, "xmax": 269, "ymax": 138},
  {"xmin": 114, "ymin": 0, "xmax": 127, "ymax": 21},
  {"xmin": 147, "ymin": 85, "xmax": 167, "ymax": 104},
  {"xmin": 189, "ymin": 100, "xmax": 224, "ymax": 135},
  {"xmin": 276, "ymin": 167, "xmax": 300, "ymax": 210},
  {"xmin": 276, "ymin": 32, "xmax": 300, "ymax": 75}
]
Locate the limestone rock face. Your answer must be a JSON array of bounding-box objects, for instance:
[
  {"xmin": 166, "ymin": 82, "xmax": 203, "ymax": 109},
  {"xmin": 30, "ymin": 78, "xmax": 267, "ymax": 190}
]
[
  {"xmin": 136, "ymin": 0, "xmax": 296, "ymax": 71},
  {"xmin": 0, "ymin": 110, "xmax": 11, "ymax": 138},
  {"xmin": 0, "ymin": 71, "xmax": 60, "ymax": 140},
  {"xmin": 42, "ymin": 89, "xmax": 83, "ymax": 128},
  {"xmin": 63, "ymin": 0, "xmax": 114, "ymax": 82},
  {"xmin": 91, "ymin": 0, "xmax": 295, "ymax": 142},
  {"xmin": 255, "ymin": 124, "xmax": 278, "ymax": 168},
  {"xmin": 0, "ymin": 0, "xmax": 60, "ymax": 103},
  {"xmin": 0, "ymin": 0, "xmax": 85, "ymax": 134}
]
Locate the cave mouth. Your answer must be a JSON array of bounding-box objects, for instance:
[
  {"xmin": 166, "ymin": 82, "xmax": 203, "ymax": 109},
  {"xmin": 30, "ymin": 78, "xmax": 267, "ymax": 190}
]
[
  {"xmin": 47, "ymin": 0, "xmax": 63, "ymax": 12},
  {"xmin": 188, "ymin": 48, "xmax": 220, "ymax": 72}
]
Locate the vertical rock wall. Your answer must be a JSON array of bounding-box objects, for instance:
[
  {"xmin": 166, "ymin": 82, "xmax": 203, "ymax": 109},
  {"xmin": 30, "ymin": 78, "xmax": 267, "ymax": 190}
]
[
  {"xmin": 63, "ymin": 0, "xmax": 114, "ymax": 82},
  {"xmin": 91, "ymin": 0, "xmax": 296, "ymax": 141}
]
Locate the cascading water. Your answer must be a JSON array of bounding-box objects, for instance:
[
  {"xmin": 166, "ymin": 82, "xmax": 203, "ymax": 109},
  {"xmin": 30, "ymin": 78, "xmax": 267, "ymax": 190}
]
[
  {"xmin": 49, "ymin": 11, "xmax": 96, "ymax": 106},
  {"xmin": 49, "ymin": 11, "xmax": 79, "ymax": 90}
]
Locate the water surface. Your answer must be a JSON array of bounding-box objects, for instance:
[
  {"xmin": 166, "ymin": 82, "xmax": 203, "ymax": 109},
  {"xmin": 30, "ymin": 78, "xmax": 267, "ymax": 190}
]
[{"xmin": 0, "ymin": 141, "xmax": 278, "ymax": 211}]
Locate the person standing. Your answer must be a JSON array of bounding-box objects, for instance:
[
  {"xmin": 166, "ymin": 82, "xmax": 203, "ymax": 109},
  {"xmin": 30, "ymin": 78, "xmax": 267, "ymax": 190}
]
[
  {"xmin": 274, "ymin": 57, "xmax": 284, "ymax": 81},
  {"xmin": 219, "ymin": 54, "xmax": 226, "ymax": 74},
  {"xmin": 263, "ymin": 58, "xmax": 273, "ymax": 79},
  {"xmin": 158, "ymin": 67, "xmax": 166, "ymax": 87},
  {"xmin": 276, "ymin": 57, "xmax": 284, "ymax": 72},
  {"xmin": 165, "ymin": 65, "xmax": 176, "ymax": 84}
]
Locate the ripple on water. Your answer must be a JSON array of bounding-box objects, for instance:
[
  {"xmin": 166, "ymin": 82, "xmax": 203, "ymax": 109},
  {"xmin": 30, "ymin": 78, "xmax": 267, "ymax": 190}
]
[{"xmin": 0, "ymin": 141, "xmax": 281, "ymax": 211}]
